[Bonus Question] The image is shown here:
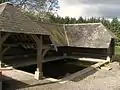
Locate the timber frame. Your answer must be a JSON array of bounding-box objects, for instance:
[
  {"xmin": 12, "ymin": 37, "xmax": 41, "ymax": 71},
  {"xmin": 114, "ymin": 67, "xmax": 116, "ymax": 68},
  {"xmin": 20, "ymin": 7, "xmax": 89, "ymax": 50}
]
[
  {"xmin": 0, "ymin": 32, "xmax": 12, "ymax": 68},
  {"xmin": 31, "ymin": 34, "xmax": 50, "ymax": 80},
  {"xmin": 0, "ymin": 28, "xmax": 115, "ymax": 80},
  {"xmin": 0, "ymin": 32, "xmax": 51, "ymax": 80}
]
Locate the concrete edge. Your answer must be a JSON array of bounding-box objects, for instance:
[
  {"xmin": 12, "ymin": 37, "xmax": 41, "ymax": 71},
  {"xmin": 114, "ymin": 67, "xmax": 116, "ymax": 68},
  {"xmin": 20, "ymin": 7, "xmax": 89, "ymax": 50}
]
[
  {"xmin": 8, "ymin": 59, "xmax": 109, "ymax": 84},
  {"xmin": 14, "ymin": 69, "xmax": 34, "ymax": 76},
  {"xmin": 59, "ymin": 60, "xmax": 109, "ymax": 83}
]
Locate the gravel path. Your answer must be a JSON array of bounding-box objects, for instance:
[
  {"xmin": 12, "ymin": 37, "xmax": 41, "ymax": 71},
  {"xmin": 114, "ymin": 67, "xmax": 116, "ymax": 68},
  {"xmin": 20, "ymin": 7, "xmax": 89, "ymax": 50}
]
[{"xmin": 3, "ymin": 62, "xmax": 120, "ymax": 90}]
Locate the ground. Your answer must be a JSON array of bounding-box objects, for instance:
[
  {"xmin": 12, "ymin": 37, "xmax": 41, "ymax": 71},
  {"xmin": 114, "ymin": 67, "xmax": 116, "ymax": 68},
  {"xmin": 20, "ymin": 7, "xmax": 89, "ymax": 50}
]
[{"xmin": 3, "ymin": 61, "xmax": 120, "ymax": 90}]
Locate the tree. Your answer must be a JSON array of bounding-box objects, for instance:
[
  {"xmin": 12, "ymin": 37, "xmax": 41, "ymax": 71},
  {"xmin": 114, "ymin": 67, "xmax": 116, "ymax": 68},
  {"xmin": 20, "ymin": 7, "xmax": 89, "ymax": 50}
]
[
  {"xmin": 0, "ymin": 0, "xmax": 8, "ymax": 4},
  {"xmin": 9, "ymin": 0, "xmax": 59, "ymax": 22},
  {"xmin": 110, "ymin": 17, "xmax": 120, "ymax": 45},
  {"xmin": 77, "ymin": 17, "xmax": 85, "ymax": 23},
  {"xmin": 9, "ymin": 0, "xmax": 59, "ymax": 13},
  {"xmin": 64, "ymin": 16, "xmax": 70, "ymax": 24},
  {"xmin": 111, "ymin": 17, "xmax": 119, "ymax": 33},
  {"xmin": 100, "ymin": 18, "xmax": 111, "ymax": 29}
]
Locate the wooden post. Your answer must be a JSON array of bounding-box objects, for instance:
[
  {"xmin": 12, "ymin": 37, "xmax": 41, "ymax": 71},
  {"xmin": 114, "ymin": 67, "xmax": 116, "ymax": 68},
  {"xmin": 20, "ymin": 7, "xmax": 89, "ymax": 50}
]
[
  {"xmin": 111, "ymin": 38, "xmax": 115, "ymax": 56},
  {"xmin": 0, "ymin": 32, "xmax": 2, "ymax": 68},
  {"xmin": 34, "ymin": 35, "xmax": 43, "ymax": 80},
  {"xmin": 107, "ymin": 46, "xmax": 111, "ymax": 62}
]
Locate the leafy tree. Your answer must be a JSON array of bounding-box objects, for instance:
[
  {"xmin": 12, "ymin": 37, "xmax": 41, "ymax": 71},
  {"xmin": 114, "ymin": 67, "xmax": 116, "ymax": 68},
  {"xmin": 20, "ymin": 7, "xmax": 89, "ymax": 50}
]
[
  {"xmin": 0, "ymin": 0, "xmax": 8, "ymax": 4},
  {"xmin": 9, "ymin": 0, "xmax": 59, "ymax": 22},
  {"xmin": 111, "ymin": 17, "xmax": 119, "ymax": 33},
  {"xmin": 9, "ymin": 0, "xmax": 59, "ymax": 13},
  {"xmin": 110, "ymin": 17, "xmax": 120, "ymax": 45},
  {"xmin": 100, "ymin": 18, "xmax": 111, "ymax": 29},
  {"xmin": 77, "ymin": 17, "xmax": 85, "ymax": 23},
  {"xmin": 64, "ymin": 16, "xmax": 70, "ymax": 24}
]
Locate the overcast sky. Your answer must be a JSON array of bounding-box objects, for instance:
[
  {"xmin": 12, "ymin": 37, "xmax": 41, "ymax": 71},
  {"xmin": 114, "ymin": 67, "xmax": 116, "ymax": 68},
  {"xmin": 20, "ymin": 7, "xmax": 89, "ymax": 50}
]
[{"xmin": 57, "ymin": 0, "xmax": 120, "ymax": 19}]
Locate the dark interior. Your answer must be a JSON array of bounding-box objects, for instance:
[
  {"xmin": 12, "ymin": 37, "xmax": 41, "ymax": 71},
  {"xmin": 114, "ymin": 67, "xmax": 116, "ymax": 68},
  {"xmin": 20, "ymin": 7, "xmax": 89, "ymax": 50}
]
[{"xmin": 16, "ymin": 59, "xmax": 96, "ymax": 79}]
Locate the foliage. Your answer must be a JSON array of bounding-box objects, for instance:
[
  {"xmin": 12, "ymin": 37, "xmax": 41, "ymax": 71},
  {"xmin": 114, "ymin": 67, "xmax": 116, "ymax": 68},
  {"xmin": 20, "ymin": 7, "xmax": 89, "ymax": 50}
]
[
  {"xmin": 9, "ymin": 0, "xmax": 59, "ymax": 13},
  {"xmin": 0, "ymin": 0, "xmax": 8, "ymax": 3},
  {"xmin": 0, "ymin": 0, "xmax": 59, "ymax": 17},
  {"xmin": 0, "ymin": 0, "xmax": 59, "ymax": 22}
]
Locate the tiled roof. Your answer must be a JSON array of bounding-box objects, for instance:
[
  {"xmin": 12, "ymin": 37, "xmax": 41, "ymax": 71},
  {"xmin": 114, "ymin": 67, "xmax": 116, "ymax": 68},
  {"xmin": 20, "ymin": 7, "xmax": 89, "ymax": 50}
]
[
  {"xmin": 0, "ymin": 3, "xmax": 115, "ymax": 48},
  {"xmin": 0, "ymin": 2, "xmax": 49, "ymax": 35}
]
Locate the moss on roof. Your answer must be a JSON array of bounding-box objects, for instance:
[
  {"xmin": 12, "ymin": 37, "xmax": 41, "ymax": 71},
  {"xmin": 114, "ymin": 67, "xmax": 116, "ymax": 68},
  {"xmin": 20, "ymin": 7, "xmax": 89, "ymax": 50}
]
[
  {"xmin": 39, "ymin": 23, "xmax": 115, "ymax": 48},
  {"xmin": 40, "ymin": 23, "xmax": 68, "ymax": 46}
]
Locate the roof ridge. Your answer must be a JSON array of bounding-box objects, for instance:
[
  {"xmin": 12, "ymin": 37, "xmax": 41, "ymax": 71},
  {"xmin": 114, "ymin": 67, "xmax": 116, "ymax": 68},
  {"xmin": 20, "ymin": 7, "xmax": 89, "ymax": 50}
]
[
  {"xmin": 0, "ymin": 2, "xmax": 14, "ymax": 15},
  {"xmin": 99, "ymin": 24, "xmax": 117, "ymax": 38},
  {"xmin": 63, "ymin": 25, "xmax": 70, "ymax": 46},
  {"xmin": 64, "ymin": 23, "xmax": 102, "ymax": 26}
]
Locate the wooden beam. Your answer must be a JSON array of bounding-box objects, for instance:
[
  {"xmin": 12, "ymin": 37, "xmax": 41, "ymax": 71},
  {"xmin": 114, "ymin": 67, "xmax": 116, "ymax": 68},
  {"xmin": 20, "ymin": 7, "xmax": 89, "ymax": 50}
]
[
  {"xmin": 63, "ymin": 25, "xmax": 70, "ymax": 46},
  {"xmin": 0, "ymin": 67, "xmax": 13, "ymax": 72},
  {"xmin": 0, "ymin": 32, "xmax": 1, "ymax": 68},
  {"xmin": 3, "ymin": 43, "xmax": 50, "ymax": 49},
  {"xmin": 30, "ymin": 35, "xmax": 51, "ymax": 49},
  {"xmin": 3, "ymin": 44, "xmax": 18, "ymax": 47},
  {"xmin": 67, "ymin": 56, "xmax": 108, "ymax": 62},
  {"xmin": 36, "ymin": 35, "xmax": 42, "ymax": 72},
  {"xmin": 1, "ymin": 46, "xmax": 11, "ymax": 55},
  {"xmin": 42, "ymin": 47, "xmax": 50, "ymax": 57},
  {"xmin": 1, "ymin": 33, "xmax": 11, "ymax": 44},
  {"xmin": 4, "ymin": 53, "xmax": 36, "ymax": 60},
  {"xmin": 31, "ymin": 35, "xmax": 40, "ymax": 45}
]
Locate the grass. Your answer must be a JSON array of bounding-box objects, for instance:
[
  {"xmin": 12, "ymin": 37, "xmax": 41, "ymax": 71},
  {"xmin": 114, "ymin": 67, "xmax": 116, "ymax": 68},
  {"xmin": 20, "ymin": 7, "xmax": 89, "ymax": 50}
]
[
  {"xmin": 115, "ymin": 46, "xmax": 120, "ymax": 55},
  {"xmin": 113, "ymin": 46, "xmax": 120, "ymax": 62}
]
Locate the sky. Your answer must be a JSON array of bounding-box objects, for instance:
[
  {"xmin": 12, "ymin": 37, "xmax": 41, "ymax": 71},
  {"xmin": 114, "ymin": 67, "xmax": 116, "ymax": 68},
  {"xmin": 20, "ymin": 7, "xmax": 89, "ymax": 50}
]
[{"xmin": 57, "ymin": 0, "xmax": 120, "ymax": 19}]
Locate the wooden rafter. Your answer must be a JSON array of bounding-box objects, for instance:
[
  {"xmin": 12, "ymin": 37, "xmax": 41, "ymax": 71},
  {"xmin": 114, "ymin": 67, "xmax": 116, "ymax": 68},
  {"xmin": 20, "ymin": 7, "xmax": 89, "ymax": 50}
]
[
  {"xmin": 1, "ymin": 33, "xmax": 11, "ymax": 44},
  {"xmin": 3, "ymin": 44, "xmax": 18, "ymax": 47},
  {"xmin": 31, "ymin": 35, "xmax": 40, "ymax": 45},
  {"xmin": 42, "ymin": 47, "xmax": 50, "ymax": 57},
  {"xmin": 1, "ymin": 46, "xmax": 11, "ymax": 55},
  {"xmin": 31, "ymin": 35, "xmax": 50, "ymax": 49}
]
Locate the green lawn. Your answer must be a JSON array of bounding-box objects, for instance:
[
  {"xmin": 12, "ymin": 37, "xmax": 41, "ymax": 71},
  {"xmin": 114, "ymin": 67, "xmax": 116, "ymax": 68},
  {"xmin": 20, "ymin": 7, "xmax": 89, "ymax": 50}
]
[
  {"xmin": 115, "ymin": 46, "xmax": 120, "ymax": 55},
  {"xmin": 113, "ymin": 46, "xmax": 120, "ymax": 61}
]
